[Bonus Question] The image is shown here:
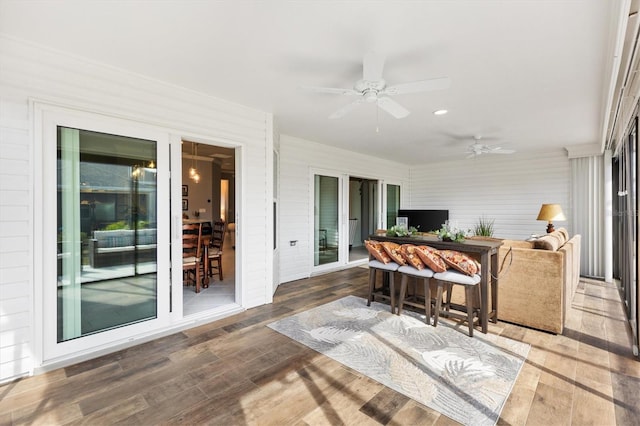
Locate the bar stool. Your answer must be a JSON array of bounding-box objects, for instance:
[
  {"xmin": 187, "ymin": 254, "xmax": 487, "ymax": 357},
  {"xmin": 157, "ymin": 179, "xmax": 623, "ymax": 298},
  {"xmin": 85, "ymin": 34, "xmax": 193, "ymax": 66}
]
[
  {"xmin": 433, "ymin": 270, "xmax": 481, "ymax": 337},
  {"xmin": 367, "ymin": 260, "xmax": 399, "ymax": 313},
  {"xmin": 397, "ymin": 265, "xmax": 434, "ymax": 324}
]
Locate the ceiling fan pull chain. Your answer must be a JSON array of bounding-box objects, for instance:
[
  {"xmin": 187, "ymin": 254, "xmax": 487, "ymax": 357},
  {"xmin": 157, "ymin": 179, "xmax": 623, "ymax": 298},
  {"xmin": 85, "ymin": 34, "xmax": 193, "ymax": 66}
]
[{"xmin": 376, "ymin": 101, "xmax": 380, "ymax": 133}]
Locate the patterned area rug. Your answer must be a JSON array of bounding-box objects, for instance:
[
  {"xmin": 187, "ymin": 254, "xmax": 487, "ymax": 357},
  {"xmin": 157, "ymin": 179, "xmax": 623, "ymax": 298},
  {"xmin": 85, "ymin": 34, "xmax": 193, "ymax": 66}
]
[{"xmin": 268, "ymin": 296, "xmax": 530, "ymax": 426}]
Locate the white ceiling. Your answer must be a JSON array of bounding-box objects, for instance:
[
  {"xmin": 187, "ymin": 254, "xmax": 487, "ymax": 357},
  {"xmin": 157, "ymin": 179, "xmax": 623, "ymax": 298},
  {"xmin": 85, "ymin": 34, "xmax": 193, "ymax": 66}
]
[{"xmin": 0, "ymin": 1, "xmax": 625, "ymax": 164}]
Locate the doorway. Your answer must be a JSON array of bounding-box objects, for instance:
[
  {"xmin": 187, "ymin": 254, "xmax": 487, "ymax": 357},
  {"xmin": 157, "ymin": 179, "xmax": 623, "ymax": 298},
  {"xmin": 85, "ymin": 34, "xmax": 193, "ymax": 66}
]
[
  {"xmin": 348, "ymin": 177, "xmax": 379, "ymax": 262},
  {"xmin": 181, "ymin": 141, "xmax": 236, "ymax": 316}
]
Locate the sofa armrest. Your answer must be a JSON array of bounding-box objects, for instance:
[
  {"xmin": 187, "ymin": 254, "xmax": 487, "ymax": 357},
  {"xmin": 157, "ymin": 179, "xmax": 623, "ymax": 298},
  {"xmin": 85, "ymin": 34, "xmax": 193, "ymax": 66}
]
[
  {"xmin": 558, "ymin": 234, "xmax": 581, "ymax": 320},
  {"xmin": 498, "ymin": 245, "xmax": 566, "ymax": 333}
]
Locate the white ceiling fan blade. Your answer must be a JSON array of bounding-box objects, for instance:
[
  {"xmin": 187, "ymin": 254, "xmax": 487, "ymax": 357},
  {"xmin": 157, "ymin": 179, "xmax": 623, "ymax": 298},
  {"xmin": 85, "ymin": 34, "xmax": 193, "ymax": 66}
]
[
  {"xmin": 300, "ymin": 85, "xmax": 359, "ymax": 96},
  {"xmin": 384, "ymin": 77, "xmax": 451, "ymax": 95},
  {"xmin": 329, "ymin": 98, "xmax": 366, "ymax": 119},
  {"xmin": 377, "ymin": 96, "xmax": 410, "ymax": 118},
  {"xmin": 363, "ymin": 52, "xmax": 385, "ymax": 81}
]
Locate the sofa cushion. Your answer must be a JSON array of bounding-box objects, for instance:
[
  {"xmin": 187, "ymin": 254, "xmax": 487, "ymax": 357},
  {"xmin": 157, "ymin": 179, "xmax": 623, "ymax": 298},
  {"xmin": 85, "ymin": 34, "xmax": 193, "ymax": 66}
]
[
  {"xmin": 415, "ymin": 245, "xmax": 447, "ymax": 272},
  {"xmin": 93, "ymin": 229, "xmax": 157, "ymax": 248},
  {"xmin": 364, "ymin": 240, "xmax": 391, "ymax": 264},
  {"xmin": 93, "ymin": 230, "xmax": 134, "ymax": 248},
  {"xmin": 438, "ymin": 250, "xmax": 479, "ymax": 276},
  {"xmin": 136, "ymin": 228, "xmax": 157, "ymax": 245},
  {"xmin": 381, "ymin": 242, "xmax": 406, "ymax": 265},
  {"xmin": 399, "ymin": 244, "xmax": 425, "ymax": 270}
]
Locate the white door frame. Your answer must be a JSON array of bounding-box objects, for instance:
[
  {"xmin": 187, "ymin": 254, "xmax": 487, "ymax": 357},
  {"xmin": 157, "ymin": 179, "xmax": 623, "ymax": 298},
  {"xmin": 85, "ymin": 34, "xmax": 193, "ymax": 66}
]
[
  {"xmin": 310, "ymin": 168, "xmax": 345, "ymax": 274},
  {"xmin": 35, "ymin": 103, "xmax": 173, "ymax": 364}
]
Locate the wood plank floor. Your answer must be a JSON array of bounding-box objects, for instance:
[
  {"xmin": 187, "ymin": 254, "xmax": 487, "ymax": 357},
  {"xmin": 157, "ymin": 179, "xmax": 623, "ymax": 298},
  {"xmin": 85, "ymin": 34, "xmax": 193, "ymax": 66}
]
[{"xmin": 1, "ymin": 268, "xmax": 639, "ymax": 425}]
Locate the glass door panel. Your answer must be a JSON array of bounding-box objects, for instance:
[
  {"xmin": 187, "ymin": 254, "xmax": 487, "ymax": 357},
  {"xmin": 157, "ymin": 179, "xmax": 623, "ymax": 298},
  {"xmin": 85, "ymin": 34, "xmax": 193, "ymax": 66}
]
[
  {"xmin": 57, "ymin": 127, "xmax": 158, "ymax": 342},
  {"xmin": 386, "ymin": 184, "xmax": 401, "ymax": 228},
  {"xmin": 314, "ymin": 174, "xmax": 339, "ymax": 266}
]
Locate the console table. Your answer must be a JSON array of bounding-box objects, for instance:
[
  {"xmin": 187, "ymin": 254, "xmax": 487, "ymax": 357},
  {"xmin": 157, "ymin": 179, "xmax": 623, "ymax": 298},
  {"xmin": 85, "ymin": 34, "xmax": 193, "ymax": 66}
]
[{"xmin": 368, "ymin": 234, "xmax": 503, "ymax": 333}]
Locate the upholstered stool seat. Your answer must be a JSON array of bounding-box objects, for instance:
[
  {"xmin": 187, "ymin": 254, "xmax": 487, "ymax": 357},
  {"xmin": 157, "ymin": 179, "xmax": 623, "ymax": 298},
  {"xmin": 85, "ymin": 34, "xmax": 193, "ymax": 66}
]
[
  {"xmin": 397, "ymin": 265, "xmax": 435, "ymax": 324},
  {"xmin": 433, "ymin": 270, "xmax": 481, "ymax": 336},
  {"xmin": 367, "ymin": 260, "xmax": 400, "ymax": 313}
]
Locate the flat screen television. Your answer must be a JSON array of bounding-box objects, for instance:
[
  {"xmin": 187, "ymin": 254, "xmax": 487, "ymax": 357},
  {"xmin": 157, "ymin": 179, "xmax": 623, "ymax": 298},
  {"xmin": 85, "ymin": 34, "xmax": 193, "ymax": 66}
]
[{"xmin": 397, "ymin": 209, "xmax": 449, "ymax": 233}]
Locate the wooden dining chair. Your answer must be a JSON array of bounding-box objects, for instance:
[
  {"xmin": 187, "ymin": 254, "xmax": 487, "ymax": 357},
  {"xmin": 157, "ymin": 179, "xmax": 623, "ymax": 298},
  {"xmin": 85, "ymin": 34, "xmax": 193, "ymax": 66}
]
[
  {"xmin": 207, "ymin": 220, "xmax": 226, "ymax": 281},
  {"xmin": 182, "ymin": 223, "xmax": 203, "ymax": 293}
]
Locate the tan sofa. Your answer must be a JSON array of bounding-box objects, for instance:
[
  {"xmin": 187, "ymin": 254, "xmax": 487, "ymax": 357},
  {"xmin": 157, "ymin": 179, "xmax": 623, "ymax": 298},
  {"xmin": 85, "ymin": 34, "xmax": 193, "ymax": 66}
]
[{"xmin": 494, "ymin": 230, "xmax": 581, "ymax": 334}]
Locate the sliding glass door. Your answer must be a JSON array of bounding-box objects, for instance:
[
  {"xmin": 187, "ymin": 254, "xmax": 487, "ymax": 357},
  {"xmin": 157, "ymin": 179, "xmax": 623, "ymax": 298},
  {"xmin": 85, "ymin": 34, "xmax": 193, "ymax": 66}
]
[
  {"xmin": 41, "ymin": 107, "xmax": 171, "ymax": 361},
  {"xmin": 614, "ymin": 116, "xmax": 639, "ymax": 356},
  {"xmin": 314, "ymin": 174, "xmax": 340, "ymax": 267},
  {"xmin": 311, "ymin": 174, "xmax": 401, "ymax": 271},
  {"xmin": 57, "ymin": 127, "xmax": 159, "ymax": 342}
]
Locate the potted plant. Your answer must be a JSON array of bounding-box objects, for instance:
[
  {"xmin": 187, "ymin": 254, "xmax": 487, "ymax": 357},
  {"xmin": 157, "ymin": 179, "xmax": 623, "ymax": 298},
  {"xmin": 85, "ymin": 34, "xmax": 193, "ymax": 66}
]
[
  {"xmin": 435, "ymin": 222, "xmax": 468, "ymax": 242},
  {"xmin": 474, "ymin": 216, "xmax": 495, "ymax": 237},
  {"xmin": 386, "ymin": 225, "xmax": 419, "ymax": 237}
]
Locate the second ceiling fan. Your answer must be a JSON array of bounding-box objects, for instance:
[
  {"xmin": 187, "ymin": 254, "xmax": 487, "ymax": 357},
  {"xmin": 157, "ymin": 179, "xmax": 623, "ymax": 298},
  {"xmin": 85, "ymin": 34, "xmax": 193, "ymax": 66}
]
[
  {"xmin": 302, "ymin": 52, "xmax": 451, "ymax": 119},
  {"xmin": 465, "ymin": 135, "xmax": 516, "ymax": 158}
]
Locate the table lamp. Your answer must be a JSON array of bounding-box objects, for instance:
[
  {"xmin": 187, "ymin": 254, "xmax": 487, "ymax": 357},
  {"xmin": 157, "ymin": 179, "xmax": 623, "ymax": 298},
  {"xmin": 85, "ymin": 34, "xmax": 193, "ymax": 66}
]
[{"xmin": 536, "ymin": 203, "xmax": 566, "ymax": 234}]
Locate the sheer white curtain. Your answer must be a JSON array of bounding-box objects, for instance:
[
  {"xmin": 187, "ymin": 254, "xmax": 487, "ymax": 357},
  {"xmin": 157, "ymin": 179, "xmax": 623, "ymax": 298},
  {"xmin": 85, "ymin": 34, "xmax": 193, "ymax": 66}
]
[{"xmin": 570, "ymin": 155, "xmax": 605, "ymax": 278}]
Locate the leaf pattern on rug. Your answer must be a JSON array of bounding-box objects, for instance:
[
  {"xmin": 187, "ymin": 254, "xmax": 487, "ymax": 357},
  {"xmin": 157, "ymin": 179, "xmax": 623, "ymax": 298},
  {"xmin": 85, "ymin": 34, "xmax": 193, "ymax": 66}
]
[
  {"xmin": 421, "ymin": 350, "xmax": 496, "ymax": 382},
  {"xmin": 304, "ymin": 326, "xmax": 358, "ymax": 344},
  {"xmin": 387, "ymin": 347, "xmax": 439, "ymax": 402},
  {"xmin": 332, "ymin": 307, "xmax": 380, "ymax": 321},
  {"xmin": 488, "ymin": 352, "xmax": 523, "ymax": 381},
  {"xmin": 267, "ymin": 295, "xmax": 530, "ymax": 426}
]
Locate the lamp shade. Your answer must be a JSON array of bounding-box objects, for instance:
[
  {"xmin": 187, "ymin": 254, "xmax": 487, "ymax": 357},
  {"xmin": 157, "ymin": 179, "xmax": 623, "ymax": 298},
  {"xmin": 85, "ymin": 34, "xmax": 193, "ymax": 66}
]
[{"xmin": 536, "ymin": 204, "xmax": 566, "ymax": 222}]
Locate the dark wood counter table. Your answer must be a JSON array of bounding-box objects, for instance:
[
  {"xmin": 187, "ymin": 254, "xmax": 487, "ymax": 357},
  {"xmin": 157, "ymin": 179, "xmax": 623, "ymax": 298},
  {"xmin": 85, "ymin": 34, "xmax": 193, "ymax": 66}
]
[{"xmin": 368, "ymin": 234, "xmax": 503, "ymax": 333}]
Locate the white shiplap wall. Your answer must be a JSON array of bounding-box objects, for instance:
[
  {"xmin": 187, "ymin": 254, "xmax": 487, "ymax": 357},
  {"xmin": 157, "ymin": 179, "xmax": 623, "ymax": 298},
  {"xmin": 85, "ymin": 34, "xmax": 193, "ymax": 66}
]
[
  {"xmin": 408, "ymin": 148, "xmax": 571, "ymax": 239},
  {"xmin": 0, "ymin": 95, "xmax": 32, "ymax": 381},
  {"xmin": 0, "ymin": 36, "xmax": 272, "ymax": 382},
  {"xmin": 279, "ymin": 134, "xmax": 410, "ymax": 283}
]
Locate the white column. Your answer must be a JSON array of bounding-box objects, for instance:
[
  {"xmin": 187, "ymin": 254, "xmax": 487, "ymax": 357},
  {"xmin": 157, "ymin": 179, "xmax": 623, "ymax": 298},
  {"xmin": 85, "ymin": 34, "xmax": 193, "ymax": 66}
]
[{"xmin": 604, "ymin": 150, "xmax": 613, "ymax": 282}]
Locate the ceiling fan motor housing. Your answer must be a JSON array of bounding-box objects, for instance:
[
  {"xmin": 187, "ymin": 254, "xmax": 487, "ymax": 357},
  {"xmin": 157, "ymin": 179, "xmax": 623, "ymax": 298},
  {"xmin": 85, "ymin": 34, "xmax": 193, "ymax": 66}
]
[{"xmin": 355, "ymin": 79, "xmax": 386, "ymax": 102}]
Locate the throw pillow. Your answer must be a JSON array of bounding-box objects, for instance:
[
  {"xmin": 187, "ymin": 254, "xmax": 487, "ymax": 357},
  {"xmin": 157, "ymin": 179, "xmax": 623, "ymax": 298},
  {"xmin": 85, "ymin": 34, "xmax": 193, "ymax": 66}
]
[
  {"xmin": 399, "ymin": 244, "xmax": 425, "ymax": 270},
  {"xmin": 415, "ymin": 245, "xmax": 447, "ymax": 272},
  {"xmin": 364, "ymin": 240, "xmax": 391, "ymax": 264},
  {"xmin": 438, "ymin": 250, "xmax": 479, "ymax": 276},
  {"xmin": 555, "ymin": 228, "xmax": 569, "ymax": 245},
  {"xmin": 381, "ymin": 241, "xmax": 407, "ymax": 265},
  {"xmin": 533, "ymin": 234, "xmax": 562, "ymax": 251}
]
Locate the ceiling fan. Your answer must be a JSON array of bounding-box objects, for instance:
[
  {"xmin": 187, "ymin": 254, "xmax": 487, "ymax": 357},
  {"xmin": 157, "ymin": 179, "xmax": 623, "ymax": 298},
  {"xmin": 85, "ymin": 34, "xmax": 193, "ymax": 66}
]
[
  {"xmin": 466, "ymin": 136, "xmax": 516, "ymax": 158},
  {"xmin": 301, "ymin": 52, "xmax": 451, "ymax": 119}
]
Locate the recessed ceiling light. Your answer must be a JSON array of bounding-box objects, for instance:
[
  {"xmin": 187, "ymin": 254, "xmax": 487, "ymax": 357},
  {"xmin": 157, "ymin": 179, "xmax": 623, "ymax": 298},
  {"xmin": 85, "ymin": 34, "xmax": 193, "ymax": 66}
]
[{"xmin": 433, "ymin": 109, "xmax": 448, "ymax": 116}]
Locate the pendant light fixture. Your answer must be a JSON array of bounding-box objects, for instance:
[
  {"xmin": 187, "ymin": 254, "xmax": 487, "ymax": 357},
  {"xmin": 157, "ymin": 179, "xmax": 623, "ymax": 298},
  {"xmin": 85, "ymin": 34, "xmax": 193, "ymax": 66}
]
[
  {"xmin": 191, "ymin": 142, "xmax": 200, "ymax": 183},
  {"xmin": 188, "ymin": 142, "xmax": 197, "ymax": 178}
]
